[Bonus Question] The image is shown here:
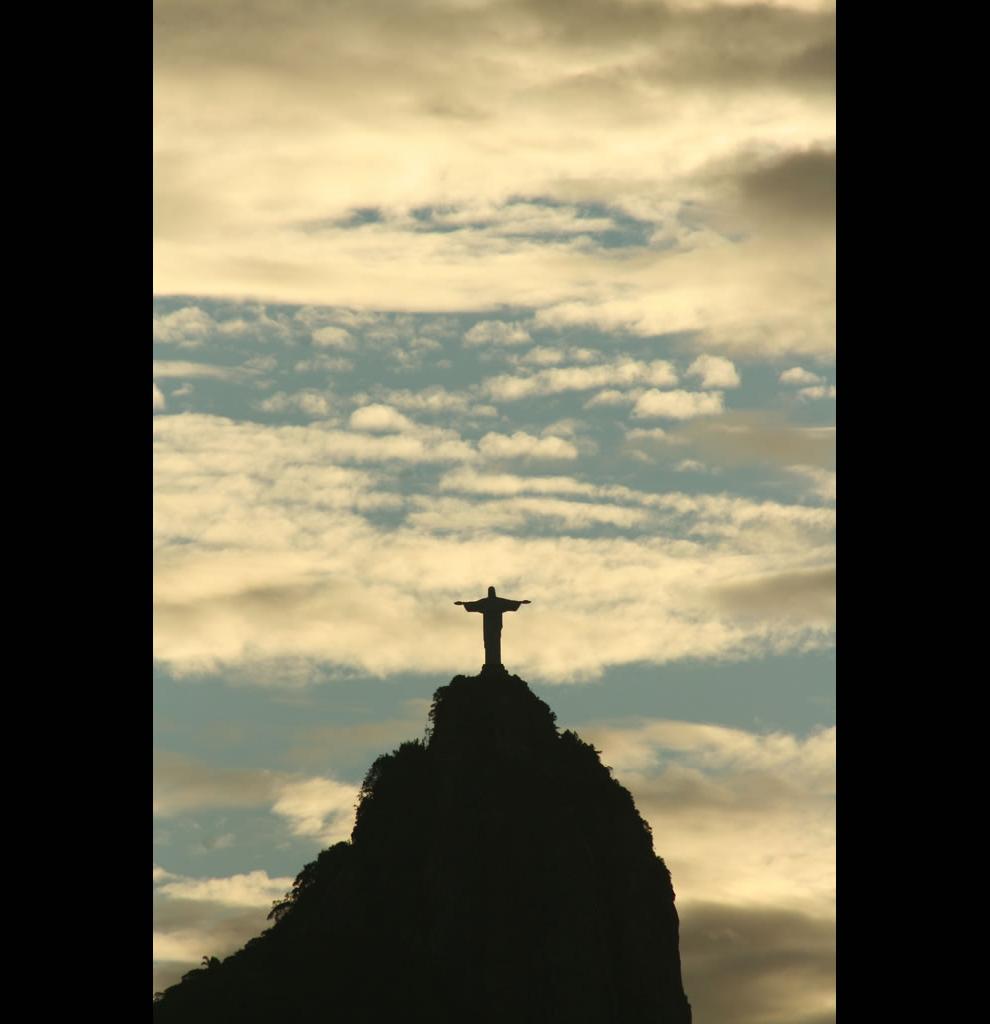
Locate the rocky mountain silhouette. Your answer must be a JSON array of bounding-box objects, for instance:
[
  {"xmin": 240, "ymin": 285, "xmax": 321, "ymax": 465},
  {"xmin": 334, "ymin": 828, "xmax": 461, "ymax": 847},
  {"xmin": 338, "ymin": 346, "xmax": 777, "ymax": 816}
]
[{"xmin": 153, "ymin": 667, "xmax": 693, "ymax": 1023}]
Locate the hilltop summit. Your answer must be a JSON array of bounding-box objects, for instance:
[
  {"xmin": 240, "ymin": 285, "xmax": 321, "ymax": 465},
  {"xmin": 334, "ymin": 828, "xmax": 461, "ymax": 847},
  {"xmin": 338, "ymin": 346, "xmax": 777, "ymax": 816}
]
[{"xmin": 154, "ymin": 667, "xmax": 693, "ymax": 1023}]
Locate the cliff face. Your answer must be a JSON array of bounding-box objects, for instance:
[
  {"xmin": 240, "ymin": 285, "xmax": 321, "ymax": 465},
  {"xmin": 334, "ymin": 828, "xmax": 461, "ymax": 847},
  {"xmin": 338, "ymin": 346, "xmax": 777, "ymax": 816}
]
[{"xmin": 154, "ymin": 668, "xmax": 693, "ymax": 1023}]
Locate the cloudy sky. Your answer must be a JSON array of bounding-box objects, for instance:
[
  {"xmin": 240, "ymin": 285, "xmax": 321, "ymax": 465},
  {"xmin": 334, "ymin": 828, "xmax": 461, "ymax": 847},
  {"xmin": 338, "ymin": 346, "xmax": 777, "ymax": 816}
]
[{"xmin": 153, "ymin": 1, "xmax": 835, "ymax": 1020}]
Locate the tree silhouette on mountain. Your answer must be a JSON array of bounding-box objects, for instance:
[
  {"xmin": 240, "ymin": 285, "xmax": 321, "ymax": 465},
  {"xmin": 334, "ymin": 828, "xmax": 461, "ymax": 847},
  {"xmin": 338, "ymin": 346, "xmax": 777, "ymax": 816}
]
[{"xmin": 154, "ymin": 667, "xmax": 693, "ymax": 1022}]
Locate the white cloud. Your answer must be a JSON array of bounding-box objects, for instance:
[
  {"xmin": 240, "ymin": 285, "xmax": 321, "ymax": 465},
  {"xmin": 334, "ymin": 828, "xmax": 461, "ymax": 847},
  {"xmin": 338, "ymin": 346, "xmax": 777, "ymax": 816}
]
[
  {"xmin": 312, "ymin": 325, "xmax": 353, "ymax": 349},
  {"xmin": 154, "ymin": 383, "xmax": 166, "ymax": 411},
  {"xmin": 632, "ymin": 389, "xmax": 725, "ymax": 419},
  {"xmin": 293, "ymin": 354, "xmax": 354, "ymax": 374},
  {"xmin": 271, "ymin": 776, "xmax": 360, "ymax": 845},
  {"xmin": 589, "ymin": 718, "xmax": 834, "ymax": 793},
  {"xmin": 259, "ymin": 390, "xmax": 333, "ymax": 418},
  {"xmin": 348, "ymin": 403, "xmax": 417, "ymax": 433},
  {"xmin": 157, "ymin": 869, "xmax": 294, "ymax": 909},
  {"xmin": 155, "ymin": 416, "xmax": 475, "ymax": 488},
  {"xmin": 409, "ymin": 495, "xmax": 652, "ymax": 532},
  {"xmin": 520, "ymin": 345, "xmax": 565, "ymax": 366},
  {"xmin": 154, "ymin": 306, "xmax": 216, "ymax": 346},
  {"xmin": 153, "ymin": 361, "xmax": 248, "ymax": 381},
  {"xmin": 371, "ymin": 386, "xmax": 496, "ymax": 418},
  {"xmin": 477, "ymin": 431, "xmax": 579, "ymax": 460},
  {"xmin": 437, "ymin": 469, "xmax": 718, "ymax": 513},
  {"xmin": 541, "ymin": 418, "xmax": 584, "ymax": 440},
  {"xmin": 526, "ymin": 246, "xmax": 835, "ymax": 357},
  {"xmin": 437, "ymin": 468, "xmax": 762, "ymax": 514},
  {"xmin": 486, "ymin": 359, "xmax": 678, "ymax": 401},
  {"xmin": 388, "ymin": 334, "xmax": 443, "ymax": 370},
  {"xmin": 439, "ymin": 468, "xmax": 587, "ymax": 497},
  {"xmin": 463, "ymin": 320, "xmax": 531, "ymax": 347},
  {"xmin": 584, "ymin": 389, "xmax": 636, "ymax": 408},
  {"xmin": 431, "ymin": 201, "xmax": 617, "ymax": 237},
  {"xmin": 797, "ymin": 384, "xmax": 836, "ymax": 400},
  {"xmin": 686, "ymin": 354, "xmax": 740, "ymax": 389},
  {"xmin": 786, "ymin": 465, "xmax": 835, "ymax": 502},
  {"xmin": 779, "ymin": 366, "xmax": 824, "ymax": 386},
  {"xmin": 517, "ymin": 345, "xmax": 600, "ymax": 366},
  {"xmin": 294, "ymin": 306, "xmax": 383, "ymax": 331},
  {"xmin": 624, "ymin": 426, "xmax": 670, "ymax": 441}
]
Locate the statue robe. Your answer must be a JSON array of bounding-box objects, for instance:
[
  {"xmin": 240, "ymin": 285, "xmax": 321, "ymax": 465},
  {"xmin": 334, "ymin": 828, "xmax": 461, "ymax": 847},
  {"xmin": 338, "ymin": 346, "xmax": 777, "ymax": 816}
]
[{"xmin": 460, "ymin": 595, "xmax": 526, "ymax": 668}]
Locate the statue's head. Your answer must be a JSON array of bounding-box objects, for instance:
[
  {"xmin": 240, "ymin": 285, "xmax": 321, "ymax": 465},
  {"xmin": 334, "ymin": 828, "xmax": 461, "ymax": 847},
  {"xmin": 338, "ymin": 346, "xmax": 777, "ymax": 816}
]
[{"xmin": 487, "ymin": 586, "xmax": 496, "ymax": 597}]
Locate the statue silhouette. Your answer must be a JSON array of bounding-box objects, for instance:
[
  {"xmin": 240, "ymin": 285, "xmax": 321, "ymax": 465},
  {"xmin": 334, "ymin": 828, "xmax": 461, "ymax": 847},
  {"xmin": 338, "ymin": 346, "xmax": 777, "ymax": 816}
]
[{"xmin": 455, "ymin": 586, "xmax": 531, "ymax": 671}]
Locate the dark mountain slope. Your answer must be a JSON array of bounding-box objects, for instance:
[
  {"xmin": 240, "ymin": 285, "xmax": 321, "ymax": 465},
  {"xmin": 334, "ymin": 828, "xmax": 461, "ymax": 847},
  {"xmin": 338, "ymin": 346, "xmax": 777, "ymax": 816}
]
[{"xmin": 154, "ymin": 668, "xmax": 692, "ymax": 1023}]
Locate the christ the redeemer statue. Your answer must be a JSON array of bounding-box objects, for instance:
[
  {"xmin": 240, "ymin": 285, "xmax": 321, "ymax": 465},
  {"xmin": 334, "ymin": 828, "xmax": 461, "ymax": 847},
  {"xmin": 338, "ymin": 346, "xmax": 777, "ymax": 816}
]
[{"xmin": 455, "ymin": 586, "xmax": 531, "ymax": 671}]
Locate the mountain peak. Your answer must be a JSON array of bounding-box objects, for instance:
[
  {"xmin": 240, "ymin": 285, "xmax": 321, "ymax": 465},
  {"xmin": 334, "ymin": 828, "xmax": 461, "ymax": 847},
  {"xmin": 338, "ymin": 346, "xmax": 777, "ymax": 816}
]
[
  {"xmin": 425, "ymin": 667, "xmax": 559, "ymax": 759},
  {"xmin": 155, "ymin": 672, "xmax": 693, "ymax": 1023}
]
